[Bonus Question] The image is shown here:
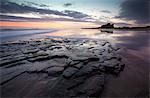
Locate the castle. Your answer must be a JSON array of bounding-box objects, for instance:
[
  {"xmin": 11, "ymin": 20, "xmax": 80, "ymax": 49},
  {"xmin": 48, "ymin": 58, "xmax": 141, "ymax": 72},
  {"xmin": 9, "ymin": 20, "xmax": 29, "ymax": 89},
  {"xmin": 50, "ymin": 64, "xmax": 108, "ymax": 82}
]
[{"xmin": 101, "ymin": 23, "xmax": 114, "ymax": 29}]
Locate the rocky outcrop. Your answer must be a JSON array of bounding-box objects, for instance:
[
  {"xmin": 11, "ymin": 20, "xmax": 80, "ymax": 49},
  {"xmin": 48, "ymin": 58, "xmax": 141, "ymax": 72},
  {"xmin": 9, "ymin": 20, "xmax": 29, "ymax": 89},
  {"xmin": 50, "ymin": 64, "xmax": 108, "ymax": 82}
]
[{"xmin": 0, "ymin": 38, "xmax": 125, "ymax": 97}]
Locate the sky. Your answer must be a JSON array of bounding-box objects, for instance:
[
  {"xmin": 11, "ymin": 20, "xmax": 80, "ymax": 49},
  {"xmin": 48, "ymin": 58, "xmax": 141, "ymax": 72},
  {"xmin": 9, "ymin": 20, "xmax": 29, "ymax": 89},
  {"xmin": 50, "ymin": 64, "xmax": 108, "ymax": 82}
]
[{"xmin": 0, "ymin": 0, "xmax": 149, "ymax": 29}]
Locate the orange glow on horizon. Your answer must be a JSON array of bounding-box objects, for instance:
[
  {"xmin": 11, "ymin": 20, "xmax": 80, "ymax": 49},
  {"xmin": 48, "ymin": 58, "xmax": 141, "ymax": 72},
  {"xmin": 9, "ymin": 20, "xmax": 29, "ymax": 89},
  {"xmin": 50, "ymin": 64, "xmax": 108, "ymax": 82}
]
[{"xmin": 0, "ymin": 21, "xmax": 98, "ymax": 29}]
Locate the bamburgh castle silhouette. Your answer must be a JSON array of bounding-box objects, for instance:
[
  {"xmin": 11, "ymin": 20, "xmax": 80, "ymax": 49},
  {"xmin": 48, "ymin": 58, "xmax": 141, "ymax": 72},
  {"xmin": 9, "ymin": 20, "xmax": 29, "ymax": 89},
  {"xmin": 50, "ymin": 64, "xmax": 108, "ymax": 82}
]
[{"xmin": 100, "ymin": 23, "xmax": 114, "ymax": 29}]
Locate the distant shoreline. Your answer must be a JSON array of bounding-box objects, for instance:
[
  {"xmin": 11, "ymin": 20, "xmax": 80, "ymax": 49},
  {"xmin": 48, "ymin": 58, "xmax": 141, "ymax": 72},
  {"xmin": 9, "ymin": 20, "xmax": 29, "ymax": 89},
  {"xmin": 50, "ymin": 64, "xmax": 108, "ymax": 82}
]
[{"xmin": 82, "ymin": 26, "xmax": 150, "ymax": 30}]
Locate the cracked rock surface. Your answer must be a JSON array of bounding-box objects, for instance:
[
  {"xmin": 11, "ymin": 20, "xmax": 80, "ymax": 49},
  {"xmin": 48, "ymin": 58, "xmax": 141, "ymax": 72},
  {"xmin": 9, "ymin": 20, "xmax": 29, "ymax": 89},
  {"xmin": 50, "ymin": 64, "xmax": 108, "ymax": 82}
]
[{"xmin": 0, "ymin": 38, "xmax": 125, "ymax": 97}]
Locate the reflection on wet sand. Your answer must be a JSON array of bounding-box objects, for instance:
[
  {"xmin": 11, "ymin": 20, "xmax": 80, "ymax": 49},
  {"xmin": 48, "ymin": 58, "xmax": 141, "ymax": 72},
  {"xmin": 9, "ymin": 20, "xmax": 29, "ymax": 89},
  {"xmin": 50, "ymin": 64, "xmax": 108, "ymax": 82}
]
[
  {"xmin": 40, "ymin": 28, "xmax": 149, "ymax": 65},
  {"xmin": 101, "ymin": 29, "xmax": 113, "ymax": 33},
  {"xmin": 41, "ymin": 29, "xmax": 148, "ymax": 47}
]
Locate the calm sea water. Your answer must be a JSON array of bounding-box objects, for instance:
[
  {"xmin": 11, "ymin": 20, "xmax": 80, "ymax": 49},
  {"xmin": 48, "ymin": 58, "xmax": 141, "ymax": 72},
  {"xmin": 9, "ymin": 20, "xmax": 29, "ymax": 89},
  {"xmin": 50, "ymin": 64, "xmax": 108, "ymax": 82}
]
[{"xmin": 0, "ymin": 29, "xmax": 56, "ymax": 42}]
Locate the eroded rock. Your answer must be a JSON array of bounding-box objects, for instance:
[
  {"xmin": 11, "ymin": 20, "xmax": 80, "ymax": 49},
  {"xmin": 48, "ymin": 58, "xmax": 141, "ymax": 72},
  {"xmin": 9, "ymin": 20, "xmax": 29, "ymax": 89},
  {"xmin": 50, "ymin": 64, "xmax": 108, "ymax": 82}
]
[
  {"xmin": 0, "ymin": 38, "xmax": 125, "ymax": 97},
  {"xmin": 47, "ymin": 67, "xmax": 64, "ymax": 76},
  {"xmin": 63, "ymin": 67, "xmax": 78, "ymax": 78}
]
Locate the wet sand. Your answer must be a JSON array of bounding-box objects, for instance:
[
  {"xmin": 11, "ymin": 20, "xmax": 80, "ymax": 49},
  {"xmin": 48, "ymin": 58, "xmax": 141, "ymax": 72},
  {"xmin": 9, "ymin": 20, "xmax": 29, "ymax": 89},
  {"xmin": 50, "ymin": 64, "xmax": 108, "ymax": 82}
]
[{"xmin": 101, "ymin": 50, "xmax": 149, "ymax": 97}]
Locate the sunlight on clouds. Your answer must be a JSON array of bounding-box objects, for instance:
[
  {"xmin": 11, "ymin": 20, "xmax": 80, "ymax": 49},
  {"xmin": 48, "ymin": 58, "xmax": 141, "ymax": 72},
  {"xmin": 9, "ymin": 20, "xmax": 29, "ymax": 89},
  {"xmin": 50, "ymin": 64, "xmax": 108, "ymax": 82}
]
[
  {"xmin": 43, "ymin": 14, "xmax": 74, "ymax": 19},
  {"xmin": 1, "ymin": 13, "xmax": 42, "ymax": 18},
  {"xmin": 110, "ymin": 18, "xmax": 136, "ymax": 25},
  {"xmin": 0, "ymin": 21, "xmax": 98, "ymax": 29}
]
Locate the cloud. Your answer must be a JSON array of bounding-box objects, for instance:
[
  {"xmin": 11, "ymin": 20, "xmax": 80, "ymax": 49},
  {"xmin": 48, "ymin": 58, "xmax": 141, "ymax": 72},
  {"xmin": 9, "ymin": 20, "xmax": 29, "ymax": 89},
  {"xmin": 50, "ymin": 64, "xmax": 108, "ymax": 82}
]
[
  {"xmin": 114, "ymin": 22, "xmax": 132, "ymax": 27},
  {"xmin": 116, "ymin": 0, "xmax": 149, "ymax": 24},
  {"xmin": 0, "ymin": 14, "xmax": 91, "ymax": 23},
  {"xmin": 0, "ymin": 0, "xmax": 91, "ymax": 22},
  {"xmin": 100, "ymin": 10, "xmax": 111, "ymax": 13},
  {"xmin": 0, "ymin": 0, "xmax": 65, "ymax": 15},
  {"xmin": 63, "ymin": 10, "xmax": 89, "ymax": 19},
  {"xmin": 63, "ymin": 3, "xmax": 72, "ymax": 7},
  {"xmin": 25, "ymin": 1, "xmax": 49, "ymax": 7}
]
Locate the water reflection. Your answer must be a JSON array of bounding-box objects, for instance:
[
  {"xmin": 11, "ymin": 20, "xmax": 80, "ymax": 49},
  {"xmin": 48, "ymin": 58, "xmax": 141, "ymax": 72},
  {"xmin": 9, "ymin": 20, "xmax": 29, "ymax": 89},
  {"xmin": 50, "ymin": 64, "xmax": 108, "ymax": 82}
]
[
  {"xmin": 41, "ymin": 29, "xmax": 149, "ymax": 49},
  {"xmin": 115, "ymin": 30, "xmax": 149, "ymax": 50},
  {"xmin": 101, "ymin": 29, "xmax": 113, "ymax": 33},
  {"xmin": 41, "ymin": 29, "xmax": 149, "ymax": 61},
  {"xmin": 41, "ymin": 29, "xmax": 117, "ymax": 43}
]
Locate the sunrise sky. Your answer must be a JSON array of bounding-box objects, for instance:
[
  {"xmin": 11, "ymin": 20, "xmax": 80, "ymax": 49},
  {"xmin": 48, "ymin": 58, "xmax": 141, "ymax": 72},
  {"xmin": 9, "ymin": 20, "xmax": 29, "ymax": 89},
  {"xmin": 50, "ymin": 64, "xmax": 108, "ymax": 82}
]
[{"xmin": 0, "ymin": 0, "xmax": 149, "ymax": 29}]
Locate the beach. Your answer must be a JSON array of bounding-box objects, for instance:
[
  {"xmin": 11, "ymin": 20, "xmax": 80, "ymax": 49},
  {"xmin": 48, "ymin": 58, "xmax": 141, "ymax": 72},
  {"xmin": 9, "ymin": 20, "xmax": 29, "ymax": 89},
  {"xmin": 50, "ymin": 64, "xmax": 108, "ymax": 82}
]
[
  {"xmin": 1, "ymin": 0, "xmax": 149, "ymax": 97},
  {"xmin": 0, "ymin": 29, "xmax": 149, "ymax": 97}
]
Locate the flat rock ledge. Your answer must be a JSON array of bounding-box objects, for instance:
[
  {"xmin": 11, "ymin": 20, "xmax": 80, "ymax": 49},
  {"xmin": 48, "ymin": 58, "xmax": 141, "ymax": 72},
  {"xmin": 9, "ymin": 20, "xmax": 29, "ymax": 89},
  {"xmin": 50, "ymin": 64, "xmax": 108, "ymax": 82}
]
[{"xmin": 0, "ymin": 38, "xmax": 125, "ymax": 97}]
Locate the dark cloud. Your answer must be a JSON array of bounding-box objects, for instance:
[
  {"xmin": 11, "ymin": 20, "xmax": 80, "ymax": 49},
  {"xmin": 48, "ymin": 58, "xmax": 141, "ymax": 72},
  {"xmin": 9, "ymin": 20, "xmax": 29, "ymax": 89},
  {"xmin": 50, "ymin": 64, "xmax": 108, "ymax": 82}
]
[
  {"xmin": 63, "ymin": 10, "xmax": 89, "ymax": 19},
  {"xmin": 24, "ymin": 1, "xmax": 50, "ymax": 7},
  {"xmin": 115, "ymin": 22, "xmax": 132, "ymax": 27},
  {"xmin": 0, "ymin": 15, "xmax": 40, "ymax": 22},
  {"xmin": 0, "ymin": 0, "xmax": 65, "ymax": 15},
  {"xmin": 100, "ymin": 10, "xmax": 111, "ymax": 13},
  {"xmin": 63, "ymin": 3, "xmax": 72, "ymax": 7},
  {"xmin": 0, "ymin": 0, "xmax": 90, "ymax": 22},
  {"xmin": 116, "ymin": 0, "xmax": 149, "ymax": 24},
  {"xmin": 0, "ymin": 14, "xmax": 90, "ymax": 22}
]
